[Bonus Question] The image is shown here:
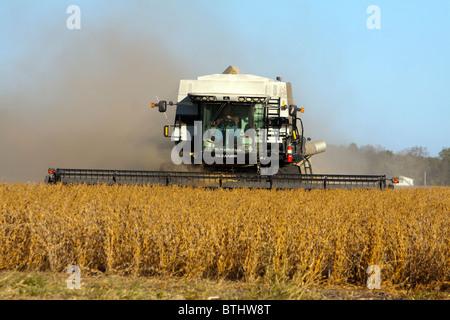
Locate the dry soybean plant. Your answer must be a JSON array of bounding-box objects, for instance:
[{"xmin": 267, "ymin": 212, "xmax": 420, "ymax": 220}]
[{"xmin": 0, "ymin": 183, "xmax": 448, "ymax": 289}]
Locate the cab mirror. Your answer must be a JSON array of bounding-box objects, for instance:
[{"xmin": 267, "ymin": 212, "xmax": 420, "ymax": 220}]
[
  {"xmin": 158, "ymin": 101, "xmax": 167, "ymax": 113},
  {"xmin": 289, "ymin": 105, "xmax": 297, "ymax": 116}
]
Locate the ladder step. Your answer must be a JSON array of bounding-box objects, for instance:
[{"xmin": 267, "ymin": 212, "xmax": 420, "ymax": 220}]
[{"xmin": 267, "ymin": 106, "xmax": 280, "ymax": 115}]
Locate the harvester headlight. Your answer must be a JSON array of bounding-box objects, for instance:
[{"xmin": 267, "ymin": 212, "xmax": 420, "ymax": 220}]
[
  {"xmin": 194, "ymin": 96, "xmax": 202, "ymax": 101},
  {"xmin": 202, "ymin": 96, "xmax": 207, "ymax": 101},
  {"xmin": 246, "ymin": 97, "xmax": 252, "ymax": 102},
  {"xmin": 238, "ymin": 97, "xmax": 245, "ymax": 102},
  {"xmin": 208, "ymin": 96, "xmax": 215, "ymax": 101}
]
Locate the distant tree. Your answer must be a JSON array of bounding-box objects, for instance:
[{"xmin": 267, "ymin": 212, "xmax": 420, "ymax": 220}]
[
  {"xmin": 402, "ymin": 146, "xmax": 429, "ymax": 158},
  {"xmin": 439, "ymin": 148, "xmax": 450, "ymax": 185}
]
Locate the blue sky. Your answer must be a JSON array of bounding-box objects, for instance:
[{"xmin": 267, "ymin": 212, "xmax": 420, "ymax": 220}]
[{"xmin": 1, "ymin": 0, "xmax": 449, "ymax": 157}]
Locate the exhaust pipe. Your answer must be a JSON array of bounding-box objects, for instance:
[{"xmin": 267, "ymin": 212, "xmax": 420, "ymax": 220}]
[{"xmin": 304, "ymin": 140, "xmax": 327, "ymax": 156}]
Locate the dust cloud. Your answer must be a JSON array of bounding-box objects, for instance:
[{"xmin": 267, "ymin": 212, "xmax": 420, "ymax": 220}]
[
  {"xmin": 309, "ymin": 143, "xmax": 449, "ymax": 186},
  {"xmin": 0, "ymin": 27, "xmax": 182, "ymax": 183},
  {"xmin": 309, "ymin": 144, "xmax": 385, "ymax": 175}
]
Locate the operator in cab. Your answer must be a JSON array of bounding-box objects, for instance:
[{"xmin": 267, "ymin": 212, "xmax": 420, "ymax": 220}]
[{"xmin": 212, "ymin": 105, "xmax": 240, "ymax": 130}]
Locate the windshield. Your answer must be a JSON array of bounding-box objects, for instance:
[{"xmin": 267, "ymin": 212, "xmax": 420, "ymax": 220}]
[
  {"xmin": 203, "ymin": 102, "xmax": 263, "ymax": 154},
  {"xmin": 204, "ymin": 103, "xmax": 250, "ymax": 130}
]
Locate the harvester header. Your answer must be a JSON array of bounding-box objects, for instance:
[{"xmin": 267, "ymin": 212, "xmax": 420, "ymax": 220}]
[{"xmin": 46, "ymin": 66, "xmax": 398, "ymax": 189}]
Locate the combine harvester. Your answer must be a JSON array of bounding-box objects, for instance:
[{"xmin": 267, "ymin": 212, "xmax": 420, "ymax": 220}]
[{"xmin": 46, "ymin": 66, "xmax": 396, "ymax": 190}]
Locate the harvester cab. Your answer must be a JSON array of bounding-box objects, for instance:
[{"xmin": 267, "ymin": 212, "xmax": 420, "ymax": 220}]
[{"xmin": 152, "ymin": 66, "xmax": 326, "ymax": 174}]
